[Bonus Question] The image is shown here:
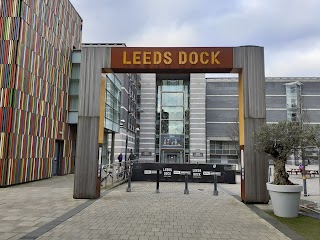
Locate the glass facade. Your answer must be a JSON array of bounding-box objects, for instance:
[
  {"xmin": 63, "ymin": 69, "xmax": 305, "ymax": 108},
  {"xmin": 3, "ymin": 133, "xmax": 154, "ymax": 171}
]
[
  {"xmin": 105, "ymin": 73, "xmax": 122, "ymax": 132},
  {"xmin": 69, "ymin": 51, "xmax": 81, "ymax": 122},
  {"xmin": 285, "ymin": 82, "xmax": 302, "ymax": 122},
  {"xmin": 156, "ymin": 77, "xmax": 190, "ymax": 163}
]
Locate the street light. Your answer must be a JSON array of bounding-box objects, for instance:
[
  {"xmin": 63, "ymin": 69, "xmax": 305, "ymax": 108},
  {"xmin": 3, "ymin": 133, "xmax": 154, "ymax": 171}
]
[
  {"xmin": 135, "ymin": 127, "xmax": 140, "ymax": 159},
  {"xmin": 300, "ymin": 146, "xmax": 320, "ymax": 197},
  {"xmin": 303, "ymin": 146, "xmax": 320, "ymax": 195},
  {"xmin": 123, "ymin": 109, "xmax": 144, "ymax": 169}
]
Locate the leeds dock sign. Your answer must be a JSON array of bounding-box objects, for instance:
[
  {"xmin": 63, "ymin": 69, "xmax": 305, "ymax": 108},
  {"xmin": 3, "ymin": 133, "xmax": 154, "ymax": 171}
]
[{"xmin": 110, "ymin": 47, "xmax": 233, "ymax": 73}]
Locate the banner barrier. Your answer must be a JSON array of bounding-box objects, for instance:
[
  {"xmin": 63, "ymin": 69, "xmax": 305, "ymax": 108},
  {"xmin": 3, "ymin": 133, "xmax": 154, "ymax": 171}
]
[{"xmin": 131, "ymin": 163, "xmax": 236, "ymax": 184}]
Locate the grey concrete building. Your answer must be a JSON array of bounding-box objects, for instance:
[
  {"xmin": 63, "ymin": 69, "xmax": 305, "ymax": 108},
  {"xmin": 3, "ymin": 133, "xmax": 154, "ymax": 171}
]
[
  {"xmin": 128, "ymin": 76, "xmax": 319, "ymax": 168},
  {"xmin": 136, "ymin": 73, "xmax": 207, "ymax": 164},
  {"xmin": 206, "ymin": 77, "xmax": 320, "ymax": 168}
]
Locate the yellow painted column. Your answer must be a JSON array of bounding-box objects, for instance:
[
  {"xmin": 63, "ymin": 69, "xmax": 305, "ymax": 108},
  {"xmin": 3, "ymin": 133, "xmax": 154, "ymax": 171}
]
[
  {"xmin": 98, "ymin": 76, "xmax": 106, "ymax": 144},
  {"xmin": 238, "ymin": 72, "xmax": 245, "ymax": 201},
  {"xmin": 238, "ymin": 72, "xmax": 244, "ymax": 146}
]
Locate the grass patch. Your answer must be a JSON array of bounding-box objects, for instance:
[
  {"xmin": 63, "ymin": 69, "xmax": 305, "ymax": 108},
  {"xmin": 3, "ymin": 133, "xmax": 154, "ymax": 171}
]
[{"xmin": 265, "ymin": 210, "xmax": 320, "ymax": 240}]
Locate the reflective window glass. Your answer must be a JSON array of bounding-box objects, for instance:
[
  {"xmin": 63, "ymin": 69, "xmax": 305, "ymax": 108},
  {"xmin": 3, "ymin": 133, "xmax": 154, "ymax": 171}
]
[
  {"xmin": 168, "ymin": 121, "xmax": 184, "ymax": 134},
  {"xmin": 161, "ymin": 107, "xmax": 184, "ymax": 120},
  {"xmin": 162, "ymin": 92, "xmax": 183, "ymax": 106}
]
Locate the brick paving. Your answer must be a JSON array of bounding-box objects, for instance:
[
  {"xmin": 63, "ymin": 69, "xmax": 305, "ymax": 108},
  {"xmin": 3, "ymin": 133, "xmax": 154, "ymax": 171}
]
[
  {"xmin": 0, "ymin": 175, "xmax": 86, "ymax": 240},
  {"xmin": 37, "ymin": 181, "xmax": 289, "ymax": 240},
  {"xmin": 2, "ymin": 168, "xmax": 319, "ymax": 239}
]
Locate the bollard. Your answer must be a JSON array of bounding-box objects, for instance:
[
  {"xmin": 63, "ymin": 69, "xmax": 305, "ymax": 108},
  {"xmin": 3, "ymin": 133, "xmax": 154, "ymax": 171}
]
[
  {"xmin": 303, "ymin": 174, "xmax": 308, "ymax": 196},
  {"xmin": 126, "ymin": 170, "xmax": 132, "ymax": 192},
  {"xmin": 184, "ymin": 173, "xmax": 189, "ymax": 194},
  {"xmin": 112, "ymin": 166, "xmax": 115, "ymax": 186},
  {"xmin": 213, "ymin": 175, "xmax": 218, "ymax": 196},
  {"xmin": 156, "ymin": 169, "xmax": 160, "ymax": 193}
]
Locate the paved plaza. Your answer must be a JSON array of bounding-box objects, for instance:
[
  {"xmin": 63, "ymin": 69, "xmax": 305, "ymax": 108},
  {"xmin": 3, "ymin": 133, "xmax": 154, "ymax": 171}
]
[{"xmin": 0, "ymin": 167, "xmax": 319, "ymax": 240}]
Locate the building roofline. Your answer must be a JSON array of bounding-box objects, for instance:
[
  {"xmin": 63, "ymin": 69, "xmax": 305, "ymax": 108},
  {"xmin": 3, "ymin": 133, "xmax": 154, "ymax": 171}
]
[
  {"xmin": 82, "ymin": 43, "xmax": 127, "ymax": 47},
  {"xmin": 68, "ymin": 1, "xmax": 83, "ymax": 22},
  {"xmin": 206, "ymin": 77, "xmax": 320, "ymax": 81}
]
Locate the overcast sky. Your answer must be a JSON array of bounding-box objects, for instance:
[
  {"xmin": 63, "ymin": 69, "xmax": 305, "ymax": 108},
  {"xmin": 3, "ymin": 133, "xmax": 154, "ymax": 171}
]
[{"xmin": 70, "ymin": 0, "xmax": 320, "ymax": 77}]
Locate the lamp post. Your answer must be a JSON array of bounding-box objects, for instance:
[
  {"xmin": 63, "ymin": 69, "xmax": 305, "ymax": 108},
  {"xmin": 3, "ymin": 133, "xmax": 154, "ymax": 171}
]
[
  {"xmin": 122, "ymin": 110, "xmax": 131, "ymax": 179},
  {"xmin": 135, "ymin": 127, "xmax": 140, "ymax": 159},
  {"xmin": 123, "ymin": 109, "xmax": 143, "ymax": 178},
  {"xmin": 306, "ymin": 146, "xmax": 320, "ymax": 195},
  {"xmin": 318, "ymin": 147, "xmax": 320, "ymax": 194},
  {"xmin": 301, "ymin": 148, "xmax": 308, "ymax": 197},
  {"xmin": 318, "ymin": 148, "xmax": 320, "ymax": 194},
  {"xmin": 301, "ymin": 146, "xmax": 320, "ymax": 196}
]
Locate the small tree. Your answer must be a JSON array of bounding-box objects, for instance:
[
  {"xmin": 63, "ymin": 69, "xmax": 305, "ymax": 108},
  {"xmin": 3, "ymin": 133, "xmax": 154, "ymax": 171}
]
[
  {"xmin": 226, "ymin": 115, "xmax": 240, "ymax": 168},
  {"xmin": 254, "ymin": 122, "xmax": 320, "ymax": 185}
]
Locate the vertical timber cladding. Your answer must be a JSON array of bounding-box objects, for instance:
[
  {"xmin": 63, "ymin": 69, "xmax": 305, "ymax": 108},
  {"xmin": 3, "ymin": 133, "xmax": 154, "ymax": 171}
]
[
  {"xmin": 233, "ymin": 46, "xmax": 268, "ymax": 203},
  {"xmin": 74, "ymin": 46, "xmax": 111, "ymax": 199}
]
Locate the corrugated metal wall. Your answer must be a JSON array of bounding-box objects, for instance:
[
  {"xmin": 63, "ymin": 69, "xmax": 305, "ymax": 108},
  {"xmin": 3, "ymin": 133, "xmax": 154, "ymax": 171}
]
[
  {"xmin": 138, "ymin": 74, "xmax": 156, "ymax": 162},
  {"xmin": 189, "ymin": 74, "xmax": 206, "ymax": 163}
]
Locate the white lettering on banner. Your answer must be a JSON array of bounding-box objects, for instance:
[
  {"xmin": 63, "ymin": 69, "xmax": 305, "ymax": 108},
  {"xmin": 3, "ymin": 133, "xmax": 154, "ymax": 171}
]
[
  {"xmin": 211, "ymin": 172, "xmax": 221, "ymax": 176},
  {"xmin": 163, "ymin": 168, "xmax": 172, "ymax": 172},
  {"xmin": 193, "ymin": 173, "xmax": 201, "ymax": 178},
  {"xmin": 203, "ymin": 171, "xmax": 221, "ymax": 176},
  {"xmin": 144, "ymin": 170, "xmax": 158, "ymax": 175}
]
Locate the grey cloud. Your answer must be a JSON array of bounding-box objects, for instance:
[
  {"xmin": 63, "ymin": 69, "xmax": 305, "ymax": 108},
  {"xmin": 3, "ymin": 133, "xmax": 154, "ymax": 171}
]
[{"xmin": 70, "ymin": 0, "xmax": 320, "ymax": 76}]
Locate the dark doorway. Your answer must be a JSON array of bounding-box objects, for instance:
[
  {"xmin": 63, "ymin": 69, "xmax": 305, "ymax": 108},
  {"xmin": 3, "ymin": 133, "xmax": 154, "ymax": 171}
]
[{"xmin": 53, "ymin": 141, "xmax": 63, "ymax": 176}]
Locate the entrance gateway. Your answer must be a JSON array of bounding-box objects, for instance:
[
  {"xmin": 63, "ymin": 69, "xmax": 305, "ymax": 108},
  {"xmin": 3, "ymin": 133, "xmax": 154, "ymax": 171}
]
[{"xmin": 74, "ymin": 46, "xmax": 268, "ymax": 203}]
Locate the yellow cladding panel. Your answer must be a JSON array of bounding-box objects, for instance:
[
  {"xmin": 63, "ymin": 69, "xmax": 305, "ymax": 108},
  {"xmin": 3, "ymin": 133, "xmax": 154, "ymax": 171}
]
[
  {"xmin": 98, "ymin": 76, "xmax": 106, "ymax": 144},
  {"xmin": 238, "ymin": 73, "xmax": 245, "ymax": 146}
]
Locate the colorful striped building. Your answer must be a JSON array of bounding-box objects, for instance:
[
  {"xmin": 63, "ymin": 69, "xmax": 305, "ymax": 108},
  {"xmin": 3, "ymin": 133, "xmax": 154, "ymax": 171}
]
[{"xmin": 0, "ymin": 0, "xmax": 82, "ymax": 186}]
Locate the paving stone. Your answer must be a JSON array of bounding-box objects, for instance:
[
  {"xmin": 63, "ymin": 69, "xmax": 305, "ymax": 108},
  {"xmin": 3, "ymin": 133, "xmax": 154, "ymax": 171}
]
[{"xmin": 0, "ymin": 176, "xmax": 295, "ymax": 240}]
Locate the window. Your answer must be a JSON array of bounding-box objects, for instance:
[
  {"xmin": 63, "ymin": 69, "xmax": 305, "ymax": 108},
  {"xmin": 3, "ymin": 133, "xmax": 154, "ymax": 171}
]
[
  {"xmin": 105, "ymin": 73, "xmax": 122, "ymax": 129},
  {"xmin": 210, "ymin": 141, "xmax": 238, "ymax": 156},
  {"xmin": 285, "ymin": 82, "xmax": 301, "ymax": 122},
  {"xmin": 290, "ymin": 86, "xmax": 296, "ymax": 94},
  {"xmin": 155, "ymin": 75, "xmax": 190, "ymax": 163},
  {"xmin": 69, "ymin": 96, "xmax": 78, "ymax": 111}
]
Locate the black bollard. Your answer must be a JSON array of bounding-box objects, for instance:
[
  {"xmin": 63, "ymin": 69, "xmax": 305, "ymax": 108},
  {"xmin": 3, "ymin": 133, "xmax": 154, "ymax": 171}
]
[
  {"xmin": 156, "ymin": 169, "xmax": 160, "ymax": 193},
  {"xmin": 213, "ymin": 175, "xmax": 218, "ymax": 196},
  {"xmin": 184, "ymin": 173, "xmax": 189, "ymax": 194},
  {"xmin": 126, "ymin": 170, "xmax": 132, "ymax": 192}
]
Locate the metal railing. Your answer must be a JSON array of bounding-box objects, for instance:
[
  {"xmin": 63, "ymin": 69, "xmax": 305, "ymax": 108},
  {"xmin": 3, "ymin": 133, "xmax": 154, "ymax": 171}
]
[{"xmin": 101, "ymin": 160, "xmax": 138, "ymax": 188}]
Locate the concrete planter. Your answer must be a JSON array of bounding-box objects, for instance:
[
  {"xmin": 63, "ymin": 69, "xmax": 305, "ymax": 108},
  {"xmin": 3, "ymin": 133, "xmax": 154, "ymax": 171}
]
[{"xmin": 266, "ymin": 182, "xmax": 303, "ymax": 218}]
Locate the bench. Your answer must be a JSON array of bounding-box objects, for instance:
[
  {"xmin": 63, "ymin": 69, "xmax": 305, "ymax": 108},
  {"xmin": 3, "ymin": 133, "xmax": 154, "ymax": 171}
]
[
  {"xmin": 305, "ymin": 170, "xmax": 319, "ymax": 177},
  {"xmin": 287, "ymin": 169, "xmax": 319, "ymax": 177}
]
